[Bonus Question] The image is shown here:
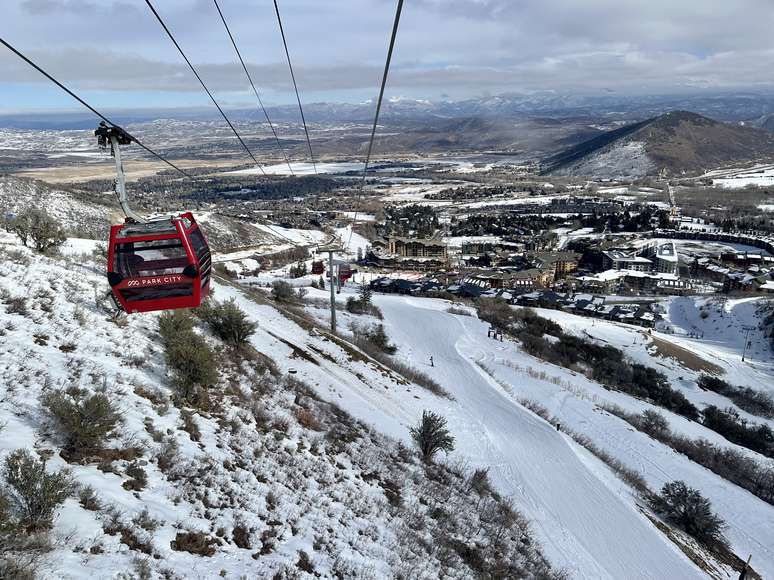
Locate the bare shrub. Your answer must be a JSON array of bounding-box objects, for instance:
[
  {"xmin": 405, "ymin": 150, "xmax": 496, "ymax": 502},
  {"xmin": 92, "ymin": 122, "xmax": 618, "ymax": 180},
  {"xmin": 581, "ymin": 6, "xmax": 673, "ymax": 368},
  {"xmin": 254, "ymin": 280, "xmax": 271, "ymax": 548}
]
[
  {"xmin": 3, "ymin": 295, "xmax": 28, "ymax": 316},
  {"xmin": 639, "ymin": 410, "xmax": 670, "ymax": 438},
  {"xmin": 351, "ymin": 323, "xmax": 396, "ymax": 355},
  {"xmin": 132, "ymin": 508, "xmax": 162, "ymax": 533},
  {"xmin": 41, "ymin": 387, "xmax": 122, "ymax": 458},
  {"xmin": 122, "ymin": 462, "xmax": 148, "ymax": 492},
  {"xmin": 78, "ymin": 485, "xmax": 101, "ymax": 511},
  {"xmin": 651, "ymin": 481, "xmax": 727, "ymax": 545},
  {"xmin": 2, "ymin": 449, "xmax": 73, "ymax": 534},
  {"xmin": 468, "ymin": 468, "xmax": 494, "ymax": 497},
  {"xmin": 180, "ymin": 410, "xmax": 202, "ymax": 442},
  {"xmin": 411, "ymin": 410, "xmax": 455, "ymax": 463},
  {"xmin": 171, "ymin": 531, "xmax": 218, "ymax": 556}
]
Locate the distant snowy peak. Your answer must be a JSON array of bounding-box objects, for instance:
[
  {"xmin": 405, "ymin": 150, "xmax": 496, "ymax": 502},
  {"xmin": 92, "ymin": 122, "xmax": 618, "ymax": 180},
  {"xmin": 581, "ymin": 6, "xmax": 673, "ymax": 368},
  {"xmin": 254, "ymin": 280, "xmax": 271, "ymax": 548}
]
[{"xmin": 542, "ymin": 110, "xmax": 774, "ymax": 178}]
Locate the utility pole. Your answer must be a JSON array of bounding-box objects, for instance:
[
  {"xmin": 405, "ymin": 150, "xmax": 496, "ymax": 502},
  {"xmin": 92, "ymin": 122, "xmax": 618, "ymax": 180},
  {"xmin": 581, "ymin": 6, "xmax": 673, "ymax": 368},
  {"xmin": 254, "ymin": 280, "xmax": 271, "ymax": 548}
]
[
  {"xmin": 741, "ymin": 325, "xmax": 755, "ymax": 362},
  {"xmin": 318, "ymin": 241, "xmax": 343, "ymax": 334}
]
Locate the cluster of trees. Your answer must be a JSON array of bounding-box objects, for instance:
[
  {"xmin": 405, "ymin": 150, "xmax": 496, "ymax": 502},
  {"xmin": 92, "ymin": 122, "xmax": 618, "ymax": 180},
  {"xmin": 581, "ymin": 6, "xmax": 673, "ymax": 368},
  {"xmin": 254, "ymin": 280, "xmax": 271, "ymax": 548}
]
[
  {"xmin": 3, "ymin": 207, "xmax": 66, "ymax": 253},
  {"xmin": 698, "ymin": 374, "xmax": 774, "ymax": 419},
  {"xmin": 425, "ymin": 185, "xmax": 517, "ymax": 201},
  {"xmin": 288, "ymin": 261, "xmax": 308, "ymax": 278},
  {"xmin": 451, "ymin": 214, "xmax": 564, "ymax": 237},
  {"xmin": 271, "ymin": 280, "xmax": 306, "ymax": 303},
  {"xmin": 351, "ymin": 323, "xmax": 396, "ymax": 355},
  {"xmin": 701, "ymin": 406, "xmax": 774, "ymax": 460},
  {"xmin": 580, "ymin": 206, "xmax": 671, "ymax": 233},
  {"xmin": 613, "ymin": 407, "xmax": 774, "ymax": 506},
  {"xmin": 382, "ymin": 204, "xmax": 439, "ymax": 237},
  {"xmin": 477, "ymin": 300, "xmax": 699, "ymax": 420},
  {"xmin": 345, "ymin": 285, "xmax": 382, "ymax": 318}
]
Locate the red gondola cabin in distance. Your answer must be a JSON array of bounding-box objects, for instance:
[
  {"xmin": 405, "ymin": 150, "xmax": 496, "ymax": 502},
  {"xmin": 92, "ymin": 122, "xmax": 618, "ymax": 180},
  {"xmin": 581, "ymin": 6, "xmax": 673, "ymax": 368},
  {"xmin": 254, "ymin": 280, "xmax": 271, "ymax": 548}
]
[{"xmin": 107, "ymin": 212, "xmax": 212, "ymax": 314}]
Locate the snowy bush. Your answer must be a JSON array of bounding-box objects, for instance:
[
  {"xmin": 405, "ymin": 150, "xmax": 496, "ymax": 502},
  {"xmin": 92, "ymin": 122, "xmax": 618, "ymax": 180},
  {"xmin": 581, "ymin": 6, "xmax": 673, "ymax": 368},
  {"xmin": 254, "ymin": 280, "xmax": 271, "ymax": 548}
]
[
  {"xmin": 638, "ymin": 410, "xmax": 670, "ymax": 438},
  {"xmin": 42, "ymin": 387, "xmax": 122, "ymax": 458},
  {"xmin": 199, "ymin": 298, "xmax": 257, "ymax": 347},
  {"xmin": 171, "ymin": 531, "xmax": 219, "ymax": 556},
  {"xmin": 651, "ymin": 481, "xmax": 726, "ymax": 545},
  {"xmin": 1, "ymin": 449, "xmax": 73, "ymax": 534},
  {"xmin": 159, "ymin": 312, "xmax": 219, "ymax": 406},
  {"xmin": 352, "ymin": 323, "xmax": 397, "ymax": 355},
  {"xmin": 410, "ymin": 410, "xmax": 455, "ymax": 463},
  {"xmin": 271, "ymin": 280, "xmax": 295, "ymax": 303}
]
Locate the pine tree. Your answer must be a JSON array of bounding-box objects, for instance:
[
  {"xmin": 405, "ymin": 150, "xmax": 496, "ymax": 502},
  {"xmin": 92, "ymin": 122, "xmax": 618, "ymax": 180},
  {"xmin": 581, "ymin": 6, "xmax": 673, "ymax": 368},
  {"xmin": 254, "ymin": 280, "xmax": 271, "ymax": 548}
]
[{"xmin": 410, "ymin": 410, "xmax": 455, "ymax": 463}]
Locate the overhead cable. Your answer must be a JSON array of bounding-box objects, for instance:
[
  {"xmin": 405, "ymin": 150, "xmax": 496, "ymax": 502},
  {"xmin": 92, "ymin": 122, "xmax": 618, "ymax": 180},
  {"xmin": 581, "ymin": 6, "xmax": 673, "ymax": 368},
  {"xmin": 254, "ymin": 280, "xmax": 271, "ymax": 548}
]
[
  {"xmin": 348, "ymin": 0, "xmax": 404, "ymax": 247},
  {"xmin": 273, "ymin": 0, "xmax": 317, "ymax": 174},
  {"xmin": 212, "ymin": 0, "xmax": 294, "ymax": 175},
  {"xmin": 0, "ymin": 37, "xmax": 193, "ymax": 178},
  {"xmin": 144, "ymin": 0, "xmax": 266, "ymax": 175}
]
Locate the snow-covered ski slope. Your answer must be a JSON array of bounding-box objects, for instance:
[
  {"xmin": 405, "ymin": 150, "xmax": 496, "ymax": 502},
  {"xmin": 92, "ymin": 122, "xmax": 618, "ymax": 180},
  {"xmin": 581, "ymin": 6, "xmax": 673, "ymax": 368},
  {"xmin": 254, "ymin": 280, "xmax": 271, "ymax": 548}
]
[
  {"xmin": 0, "ymin": 237, "xmax": 564, "ymax": 578},
  {"xmin": 218, "ymin": 283, "xmax": 742, "ymax": 579},
  {"xmin": 3, "ymin": 223, "xmax": 771, "ymax": 577}
]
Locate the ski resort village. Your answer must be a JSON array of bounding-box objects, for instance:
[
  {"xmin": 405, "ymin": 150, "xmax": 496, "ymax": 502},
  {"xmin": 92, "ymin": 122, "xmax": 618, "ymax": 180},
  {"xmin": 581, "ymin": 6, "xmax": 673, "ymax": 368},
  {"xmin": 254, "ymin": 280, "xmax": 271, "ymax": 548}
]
[{"xmin": 3, "ymin": 1, "xmax": 774, "ymax": 579}]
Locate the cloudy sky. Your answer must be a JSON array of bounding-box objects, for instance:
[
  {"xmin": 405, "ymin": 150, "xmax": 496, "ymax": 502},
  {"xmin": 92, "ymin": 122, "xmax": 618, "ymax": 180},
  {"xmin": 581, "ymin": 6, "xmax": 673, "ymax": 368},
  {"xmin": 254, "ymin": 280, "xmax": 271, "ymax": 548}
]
[{"xmin": 2, "ymin": 0, "xmax": 774, "ymax": 113}]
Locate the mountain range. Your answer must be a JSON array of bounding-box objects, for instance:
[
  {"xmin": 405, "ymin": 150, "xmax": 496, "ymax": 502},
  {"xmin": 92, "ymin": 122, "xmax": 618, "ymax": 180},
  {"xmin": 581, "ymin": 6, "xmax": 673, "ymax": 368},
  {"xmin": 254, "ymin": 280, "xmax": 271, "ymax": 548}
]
[{"xmin": 7, "ymin": 91, "xmax": 774, "ymax": 129}]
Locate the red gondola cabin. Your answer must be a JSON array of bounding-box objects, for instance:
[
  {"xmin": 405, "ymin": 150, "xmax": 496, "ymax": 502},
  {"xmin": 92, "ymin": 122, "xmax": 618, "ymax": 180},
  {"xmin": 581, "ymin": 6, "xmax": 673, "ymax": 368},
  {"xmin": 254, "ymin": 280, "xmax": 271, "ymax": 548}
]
[
  {"xmin": 311, "ymin": 260, "xmax": 324, "ymax": 275},
  {"xmin": 107, "ymin": 212, "xmax": 211, "ymax": 314}
]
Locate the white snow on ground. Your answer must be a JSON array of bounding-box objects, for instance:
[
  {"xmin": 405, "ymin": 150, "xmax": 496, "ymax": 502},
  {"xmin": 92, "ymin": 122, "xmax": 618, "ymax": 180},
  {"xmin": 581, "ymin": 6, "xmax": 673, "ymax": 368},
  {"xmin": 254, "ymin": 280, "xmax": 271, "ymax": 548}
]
[
  {"xmin": 337, "ymin": 211, "xmax": 375, "ymax": 222},
  {"xmin": 59, "ymin": 237, "xmax": 102, "ymax": 256},
  {"xmin": 254, "ymin": 223, "xmax": 328, "ymax": 246},
  {"xmin": 225, "ymin": 161, "xmax": 365, "ymax": 176},
  {"xmin": 0, "ymin": 235, "xmax": 563, "ymax": 579},
  {"xmin": 334, "ymin": 225, "xmax": 369, "ymax": 257},
  {"xmin": 710, "ymin": 164, "xmax": 774, "ymax": 189},
  {"xmin": 4, "ymin": 222, "xmax": 774, "ymax": 578}
]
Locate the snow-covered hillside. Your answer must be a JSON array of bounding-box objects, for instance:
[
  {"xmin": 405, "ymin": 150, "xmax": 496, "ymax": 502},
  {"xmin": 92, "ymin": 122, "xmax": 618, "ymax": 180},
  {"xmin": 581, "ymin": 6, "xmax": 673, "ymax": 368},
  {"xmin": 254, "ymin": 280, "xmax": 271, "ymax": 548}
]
[
  {"xmin": 551, "ymin": 141, "xmax": 656, "ymax": 179},
  {"xmin": 0, "ymin": 232, "xmax": 565, "ymax": 579},
  {"xmin": 0, "ymin": 175, "xmax": 112, "ymax": 238},
  {"xmin": 1, "ymin": 196, "xmax": 773, "ymax": 577}
]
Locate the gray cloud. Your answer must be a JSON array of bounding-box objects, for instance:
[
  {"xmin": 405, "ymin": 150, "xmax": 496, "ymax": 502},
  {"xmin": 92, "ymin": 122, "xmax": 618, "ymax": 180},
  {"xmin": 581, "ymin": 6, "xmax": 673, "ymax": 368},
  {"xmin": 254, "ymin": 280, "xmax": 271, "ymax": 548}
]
[{"xmin": 3, "ymin": 0, "xmax": 774, "ymax": 109}]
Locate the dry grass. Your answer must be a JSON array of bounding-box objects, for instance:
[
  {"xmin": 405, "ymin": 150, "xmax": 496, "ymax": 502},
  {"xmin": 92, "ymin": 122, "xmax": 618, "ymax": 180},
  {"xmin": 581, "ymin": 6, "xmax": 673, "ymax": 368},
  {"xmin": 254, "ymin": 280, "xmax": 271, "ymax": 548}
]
[{"xmin": 648, "ymin": 336, "xmax": 724, "ymax": 375}]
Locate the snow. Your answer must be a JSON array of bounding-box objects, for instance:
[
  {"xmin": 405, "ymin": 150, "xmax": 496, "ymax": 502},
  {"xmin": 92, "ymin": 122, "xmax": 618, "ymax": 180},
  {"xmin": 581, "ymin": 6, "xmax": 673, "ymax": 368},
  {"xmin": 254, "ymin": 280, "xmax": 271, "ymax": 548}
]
[
  {"xmin": 553, "ymin": 141, "xmax": 655, "ymax": 179},
  {"xmin": 59, "ymin": 237, "xmax": 102, "ymax": 256},
  {"xmin": 254, "ymin": 223, "xmax": 328, "ymax": 246},
  {"xmin": 3, "ymin": 221, "xmax": 773, "ymax": 578},
  {"xmin": 225, "ymin": 161, "xmax": 365, "ymax": 176},
  {"xmin": 711, "ymin": 165, "xmax": 774, "ymax": 189}
]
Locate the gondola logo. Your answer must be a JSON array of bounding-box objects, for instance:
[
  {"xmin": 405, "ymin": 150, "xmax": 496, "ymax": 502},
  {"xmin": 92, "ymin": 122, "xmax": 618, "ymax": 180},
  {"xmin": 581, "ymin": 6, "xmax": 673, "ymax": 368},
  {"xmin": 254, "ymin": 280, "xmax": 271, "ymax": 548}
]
[{"xmin": 127, "ymin": 275, "xmax": 184, "ymax": 287}]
